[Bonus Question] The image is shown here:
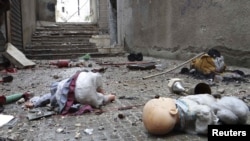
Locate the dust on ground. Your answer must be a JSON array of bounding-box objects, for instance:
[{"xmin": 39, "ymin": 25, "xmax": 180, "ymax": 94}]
[{"xmin": 1, "ymin": 55, "xmax": 250, "ymax": 141}]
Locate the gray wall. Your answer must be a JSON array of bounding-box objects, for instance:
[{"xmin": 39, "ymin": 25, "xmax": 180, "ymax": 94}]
[
  {"xmin": 117, "ymin": 0, "xmax": 250, "ymax": 68},
  {"xmin": 22, "ymin": 0, "xmax": 37, "ymax": 48},
  {"xmin": 98, "ymin": 0, "xmax": 109, "ymax": 33}
]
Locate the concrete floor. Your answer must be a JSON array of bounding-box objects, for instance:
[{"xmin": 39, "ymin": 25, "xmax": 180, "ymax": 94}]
[{"xmin": 0, "ymin": 55, "xmax": 249, "ymax": 141}]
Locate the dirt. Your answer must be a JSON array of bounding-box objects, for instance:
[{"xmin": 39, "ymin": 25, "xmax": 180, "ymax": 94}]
[{"xmin": 0, "ymin": 55, "xmax": 250, "ymax": 141}]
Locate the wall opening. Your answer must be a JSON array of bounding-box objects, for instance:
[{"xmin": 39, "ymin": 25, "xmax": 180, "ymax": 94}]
[{"xmin": 56, "ymin": 0, "xmax": 91, "ymax": 23}]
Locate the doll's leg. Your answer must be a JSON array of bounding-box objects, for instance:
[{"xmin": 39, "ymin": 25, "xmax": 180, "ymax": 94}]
[
  {"xmin": 216, "ymin": 109, "xmax": 238, "ymax": 124},
  {"xmin": 25, "ymin": 93, "xmax": 52, "ymax": 108}
]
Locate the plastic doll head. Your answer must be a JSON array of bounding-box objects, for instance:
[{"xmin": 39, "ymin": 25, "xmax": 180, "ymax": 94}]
[{"xmin": 142, "ymin": 97, "xmax": 179, "ymax": 135}]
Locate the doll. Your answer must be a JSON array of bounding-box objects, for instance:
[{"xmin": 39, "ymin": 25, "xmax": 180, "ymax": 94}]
[{"xmin": 142, "ymin": 94, "xmax": 249, "ymax": 135}]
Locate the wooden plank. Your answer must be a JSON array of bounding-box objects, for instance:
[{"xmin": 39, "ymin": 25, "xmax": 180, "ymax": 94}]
[
  {"xmin": 3, "ymin": 43, "xmax": 36, "ymax": 68},
  {"xmin": 142, "ymin": 52, "xmax": 206, "ymax": 79}
]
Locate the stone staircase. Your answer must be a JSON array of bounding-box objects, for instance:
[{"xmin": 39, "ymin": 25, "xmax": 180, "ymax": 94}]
[{"xmin": 24, "ymin": 22, "xmax": 110, "ymax": 60}]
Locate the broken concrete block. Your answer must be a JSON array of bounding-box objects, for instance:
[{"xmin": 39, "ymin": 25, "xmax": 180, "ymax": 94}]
[
  {"xmin": 27, "ymin": 111, "xmax": 55, "ymax": 120},
  {"xmin": 2, "ymin": 43, "xmax": 36, "ymax": 68},
  {"xmin": 89, "ymin": 35, "xmax": 110, "ymax": 47}
]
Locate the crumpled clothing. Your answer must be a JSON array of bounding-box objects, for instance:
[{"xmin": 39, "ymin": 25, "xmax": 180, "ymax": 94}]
[
  {"xmin": 52, "ymin": 78, "xmax": 72, "ymax": 113},
  {"xmin": 29, "ymin": 77, "xmax": 75, "ymax": 113}
]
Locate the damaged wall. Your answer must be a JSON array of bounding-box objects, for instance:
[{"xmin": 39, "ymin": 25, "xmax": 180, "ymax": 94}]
[
  {"xmin": 117, "ymin": 0, "xmax": 250, "ymax": 68},
  {"xmin": 21, "ymin": 0, "xmax": 37, "ymax": 49},
  {"xmin": 109, "ymin": 0, "xmax": 117, "ymax": 46},
  {"xmin": 98, "ymin": 0, "xmax": 109, "ymax": 33},
  {"xmin": 0, "ymin": 0, "xmax": 10, "ymax": 65}
]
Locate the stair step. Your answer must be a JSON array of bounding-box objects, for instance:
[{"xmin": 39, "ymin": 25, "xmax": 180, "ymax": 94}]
[
  {"xmin": 31, "ymin": 40, "xmax": 91, "ymax": 44},
  {"xmin": 30, "ymin": 41, "xmax": 94, "ymax": 45},
  {"xmin": 24, "ymin": 48, "xmax": 98, "ymax": 54},
  {"xmin": 36, "ymin": 27, "xmax": 98, "ymax": 31},
  {"xmin": 40, "ymin": 23, "xmax": 98, "ymax": 28},
  {"xmin": 32, "ymin": 34, "xmax": 92, "ymax": 40},
  {"xmin": 33, "ymin": 30, "xmax": 99, "ymax": 36},
  {"xmin": 26, "ymin": 23, "xmax": 102, "ymax": 60},
  {"xmin": 32, "ymin": 40, "xmax": 91, "ymax": 45},
  {"xmin": 31, "ymin": 35, "xmax": 93, "ymax": 41},
  {"xmin": 27, "ymin": 44, "xmax": 96, "ymax": 49},
  {"xmin": 25, "ymin": 52, "xmax": 110, "ymax": 60}
]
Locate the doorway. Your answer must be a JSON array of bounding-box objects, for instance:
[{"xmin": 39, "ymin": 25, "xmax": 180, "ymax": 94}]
[{"xmin": 56, "ymin": 0, "xmax": 91, "ymax": 23}]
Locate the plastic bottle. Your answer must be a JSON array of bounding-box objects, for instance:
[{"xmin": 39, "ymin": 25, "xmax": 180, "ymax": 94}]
[{"xmin": 50, "ymin": 60, "xmax": 70, "ymax": 68}]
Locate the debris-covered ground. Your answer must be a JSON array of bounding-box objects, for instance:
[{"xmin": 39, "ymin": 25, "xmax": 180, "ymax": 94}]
[{"xmin": 1, "ymin": 55, "xmax": 250, "ymax": 141}]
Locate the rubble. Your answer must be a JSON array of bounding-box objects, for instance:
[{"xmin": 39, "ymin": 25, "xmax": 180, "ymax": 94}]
[{"xmin": 0, "ymin": 56, "xmax": 249, "ymax": 141}]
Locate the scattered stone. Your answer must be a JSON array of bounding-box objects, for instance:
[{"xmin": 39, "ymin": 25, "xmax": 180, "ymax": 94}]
[
  {"xmin": 84, "ymin": 128, "xmax": 93, "ymax": 135},
  {"xmin": 118, "ymin": 113, "xmax": 125, "ymax": 119},
  {"xmin": 98, "ymin": 126, "xmax": 105, "ymax": 130},
  {"xmin": 16, "ymin": 98, "xmax": 25, "ymax": 104},
  {"xmin": 53, "ymin": 75, "xmax": 60, "ymax": 79},
  {"xmin": 132, "ymin": 122, "xmax": 137, "ymax": 126},
  {"xmin": 56, "ymin": 128, "xmax": 64, "ymax": 133},
  {"xmin": 88, "ymin": 63, "xmax": 93, "ymax": 67},
  {"xmin": 154, "ymin": 95, "xmax": 160, "ymax": 98},
  {"xmin": 217, "ymin": 88, "xmax": 225, "ymax": 94},
  {"xmin": 75, "ymin": 132, "xmax": 81, "ymax": 139},
  {"xmin": 123, "ymin": 83, "xmax": 128, "ymax": 86},
  {"xmin": 75, "ymin": 123, "xmax": 81, "ymax": 127}
]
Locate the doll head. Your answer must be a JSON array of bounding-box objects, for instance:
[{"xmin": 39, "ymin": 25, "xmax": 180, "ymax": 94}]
[{"xmin": 142, "ymin": 97, "xmax": 179, "ymax": 135}]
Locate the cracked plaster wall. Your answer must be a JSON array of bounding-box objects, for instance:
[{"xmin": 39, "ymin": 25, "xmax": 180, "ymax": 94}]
[{"xmin": 117, "ymin": 0, "xmax": 250, "ymax": 68}]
